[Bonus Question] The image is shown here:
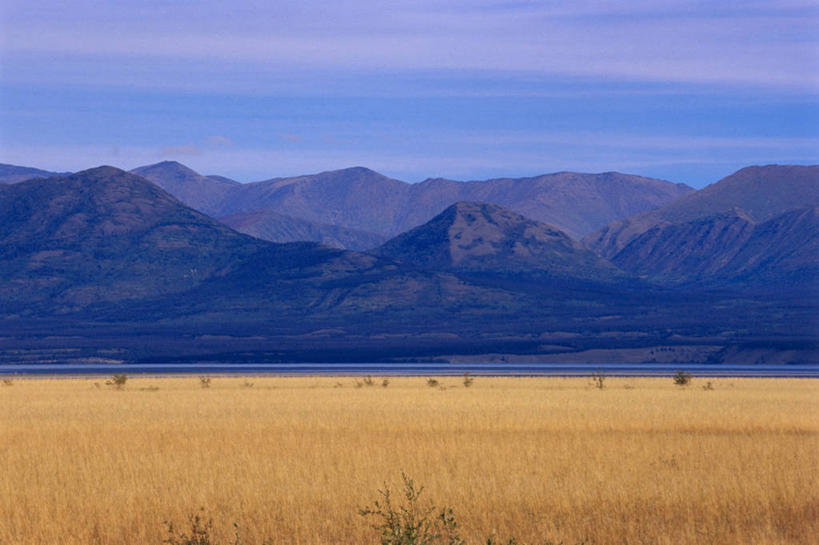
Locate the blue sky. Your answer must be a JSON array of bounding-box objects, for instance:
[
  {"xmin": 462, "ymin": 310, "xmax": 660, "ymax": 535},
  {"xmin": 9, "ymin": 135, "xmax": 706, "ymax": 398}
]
[{"xmin": 1, "ymin": 0, "xmax": 817, "ymax": 187}]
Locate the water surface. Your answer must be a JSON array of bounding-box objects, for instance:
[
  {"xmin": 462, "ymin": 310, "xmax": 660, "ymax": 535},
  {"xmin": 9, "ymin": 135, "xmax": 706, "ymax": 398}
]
[{"xmin": 0, "ymin": 362, "xmax": 816, "ymax": 377}]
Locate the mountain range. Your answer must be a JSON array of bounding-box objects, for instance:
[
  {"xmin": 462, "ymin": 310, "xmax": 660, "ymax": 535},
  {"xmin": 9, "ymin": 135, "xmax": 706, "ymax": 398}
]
[
  {"xmin": 0, "ymin": 164, "xmax": 71, "ymax": 184},
  {"xmin": 0, "ymin": 161, "xmax": 816, "ymax": 364},
  {"xmin": 133, "ymin": 161, "xmax": 692, "ymax": 243},
  {"xmin": 584, "ymin": 165, "xmax": 819, "ymax": 284}
]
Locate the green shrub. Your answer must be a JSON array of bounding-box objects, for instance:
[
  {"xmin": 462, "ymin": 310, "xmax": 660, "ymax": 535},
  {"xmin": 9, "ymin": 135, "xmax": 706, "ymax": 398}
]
[{"xmin": 359, "ymin": 472, "xmax": 464, "ymax": 545}]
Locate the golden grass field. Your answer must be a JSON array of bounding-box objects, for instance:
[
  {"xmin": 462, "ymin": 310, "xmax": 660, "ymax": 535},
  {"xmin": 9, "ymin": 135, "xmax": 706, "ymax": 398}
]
[{"xmin": 0, "ymin": 375, "xmax": 816, "ymax": 545}]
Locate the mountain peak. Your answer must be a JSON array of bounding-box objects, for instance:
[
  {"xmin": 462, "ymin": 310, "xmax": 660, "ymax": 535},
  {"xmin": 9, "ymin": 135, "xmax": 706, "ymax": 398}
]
[
  {"xmin": 340, "ymin": 166, "xmax": 378, "ymax": 175},
  {"xmin": 0, "ymin": 166, "xmax": 265, "ymax": 307},
  {"xmin": 131, "ymin": 161, "xmax": 240, "ymax": 216},
  {"xmin": 132, "ymin": 161, "xmax": 200, "ymax": 177},
  {"xmin": 74, "ymin": 165, "xmax": 129, "ymax": 178},
  {"xmin": 375, "ymin": 201, "xmax": 621, "ymax": 280}
]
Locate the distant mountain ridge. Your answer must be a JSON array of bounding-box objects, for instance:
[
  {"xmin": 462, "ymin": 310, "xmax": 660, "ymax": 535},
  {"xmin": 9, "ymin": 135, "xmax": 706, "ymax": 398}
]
[
  {"xmin": 130, "ymin": 161, "xmax": 240, "ymax": 216},
  {"xmin": 585, "ymin": 165, "xmax": 819, "ymax": 258},
  {"xmin": 220, "ymin": 208, "xmax": 387, "ymax": 251},
  {"xmin": 585, "ymin": 165, "xmax": 819, "ymax": 285},
  {"xmin": 0, "ymin": 163, "xmax": 71, "ymax": 184},
  {"xmin": 375, "ymin": 201, "xmax": 623, "ymax": 281},
  {"xmin": 611, "ymin": 207, "xmax": 818, "ymax": 284},
  {"xmin": 131, "ymin": 162, "xmax": 693, "ymax": 245}
]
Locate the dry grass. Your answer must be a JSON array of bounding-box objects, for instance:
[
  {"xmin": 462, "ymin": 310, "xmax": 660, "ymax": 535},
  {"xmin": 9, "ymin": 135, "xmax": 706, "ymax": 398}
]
[{"xmin": 0, "ymin": 375, "xmax": 816, "ymax": 544}]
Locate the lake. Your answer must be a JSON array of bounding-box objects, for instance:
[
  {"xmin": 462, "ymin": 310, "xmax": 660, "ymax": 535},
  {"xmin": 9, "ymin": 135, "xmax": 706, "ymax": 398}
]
[{"xmin": 0, "ymin": 362, "xmax": 817, "ymax": 377}]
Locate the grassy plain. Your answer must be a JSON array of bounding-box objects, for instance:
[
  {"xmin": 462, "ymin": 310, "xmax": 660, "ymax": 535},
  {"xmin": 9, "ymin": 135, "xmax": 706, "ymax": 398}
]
[{"xmin": 0, "ymin": 375, "xmax": 816, "ymax": 544}]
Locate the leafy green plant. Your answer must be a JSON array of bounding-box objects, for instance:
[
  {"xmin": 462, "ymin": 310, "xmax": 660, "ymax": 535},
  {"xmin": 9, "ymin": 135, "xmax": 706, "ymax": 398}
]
[
  {"xmin": 673, "ymin": 370, "xmax": 692, "ymax": 387},
  {"xmin": 359, "ymin": 472, "xmax": 464, "ymax": 545}
]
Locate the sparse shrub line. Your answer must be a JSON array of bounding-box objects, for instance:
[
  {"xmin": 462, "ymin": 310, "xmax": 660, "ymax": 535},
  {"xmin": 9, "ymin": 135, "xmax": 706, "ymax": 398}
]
[{"xmin": 162, "ymin": 475, "xmax": 586, "ymax": 545}]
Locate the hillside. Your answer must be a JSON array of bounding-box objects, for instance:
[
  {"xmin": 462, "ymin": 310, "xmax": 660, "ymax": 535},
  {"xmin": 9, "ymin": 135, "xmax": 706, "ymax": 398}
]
[
  {"xmin": 375, "ymin": 202, "xmax": 623, "ymax": 281},
  {"xmin": 585, "ymin": 165, "xmax": 819, "ymax": 258},
  {"xmin": 612, "ymin": 206, "xmax": 819, "ymax": 285},
  {"xmin": 220, "ymin": 208, "xmax": 387, "ymax": 251},
  {"xmin": 0, "ymin": 166, "xmax": 267, "ymax": 308}
]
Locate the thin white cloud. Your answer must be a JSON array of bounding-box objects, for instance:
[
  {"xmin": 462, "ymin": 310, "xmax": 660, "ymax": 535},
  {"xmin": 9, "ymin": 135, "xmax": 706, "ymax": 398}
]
[
  {"xmin": 3, "ymin": 1, "xmax": 817, "ymax": 90},
  {"xmin": 207, "ymin": 135, "xmax": 233, "ymax": 148}
]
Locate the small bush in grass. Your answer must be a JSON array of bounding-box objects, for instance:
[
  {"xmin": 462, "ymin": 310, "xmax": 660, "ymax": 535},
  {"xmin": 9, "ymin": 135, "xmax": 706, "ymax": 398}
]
[
  {"xmin": 242, "ymin": 381, "xmax": 254, "ymax": 388},
  {"xmin": 427, "ymin": 378, "xmax": 439, "ymax": 388},
  {"xmin": 360, "ymin": 475, "xmax": 582, "ymax": 545},
  {"xmin": 591, "ymin": 369, "xmax": 605, "ymax": 390},
  {"xmin": 1, "ymin": 378, "xmax": 13, "ymax": 386},
  {"xmin": 163, "ymin": 509, "xmax": 273, "ymax": 545},
  {"xmin": 462, "ymin": 373, "xmax": 474, "ymax": 388},
  {"xmin": 106, "ymin": 374, "xmax": 128, "ymax": 390},
  {"xmin": 702, "ymin": 381, "xmax": 714, "ymax": 391},
  {"xmin": 364, "ymin": 376, "xmax": 376, "ymax": 387},
  {"xmin": 359, "ymin": 472, "xmax": 464, "ymax": 545},
  {"xmin": 199, "ymin": 376, "xmax": 211, "ymax": 389},
  {"xmin": 382, "ymin": 378, "xmax": 390, "ymax": 388},
  {"xmin": 673, "ymin": 370, "xmax": 692, "ymax": 387}
]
